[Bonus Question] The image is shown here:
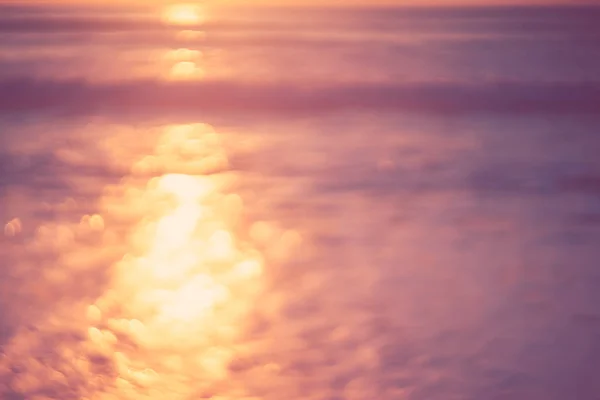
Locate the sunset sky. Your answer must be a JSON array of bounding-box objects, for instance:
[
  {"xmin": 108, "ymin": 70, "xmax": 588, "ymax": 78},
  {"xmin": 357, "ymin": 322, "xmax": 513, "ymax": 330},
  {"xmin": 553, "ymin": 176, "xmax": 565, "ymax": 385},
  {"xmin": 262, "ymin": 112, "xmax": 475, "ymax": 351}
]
[{"xmin": 0, "ymin": 0, "xmax": 598, "ymax": 6}]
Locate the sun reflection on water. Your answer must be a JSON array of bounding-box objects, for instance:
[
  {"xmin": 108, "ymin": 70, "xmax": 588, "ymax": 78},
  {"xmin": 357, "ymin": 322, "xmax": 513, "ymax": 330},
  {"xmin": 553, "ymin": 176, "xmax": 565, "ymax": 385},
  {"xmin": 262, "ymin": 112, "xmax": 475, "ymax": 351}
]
[
  {"xmin": 0, "ymin": 6, "xmax": 303, "ymax": 399},
  {"xmin": 0, "ymin": 123, "xmax": 285, "ymax": 400},
  {"xmin": 169, "ymin": 61, "xmax": 204, "ymax": 80},
  {"xmin": 162, "ymin": 4, "xmax": 204, "ymax": 26},
  {"xmin": 164, "ymin": 48, "xmax": 202, "ymax": 62},
  {"xmin": 79, "ymin": 124, "xmax": 268, "ymax": 399},
  {"xmin": 164, "ymin": 7, "xmax": 206, "ymax": 81},
  {"xmin": 176, "ymin": 30, "xmax": 206, "ymax": 42}
]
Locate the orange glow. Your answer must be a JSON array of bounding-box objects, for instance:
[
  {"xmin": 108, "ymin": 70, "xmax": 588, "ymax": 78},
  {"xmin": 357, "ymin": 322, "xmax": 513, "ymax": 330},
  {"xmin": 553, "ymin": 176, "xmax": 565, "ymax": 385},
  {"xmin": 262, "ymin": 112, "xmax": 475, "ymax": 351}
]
[
  {"xmin": 164, "ymin": 48, "xmax": 201, "ymax": 62},
  {"xmin": 82, "ymin": 123, "xmax": 269, "ymax": 398},
  {"xmin": 176, "ymin": 30, "xmax": 206, "ymax": 42},
  {"xmin": 157, "ymin": 173, "xmax": 213, "ymax": 202},
  {"xmin": 0, "ymin": 122, "xmax": 305, "ymax": 399},
  {"xmin": 0, "ymin": 0, "xmax": 582, "ymax": 5},
  {"xmin": 169, "ymin": 61, "xmax": 203, "ymax": 80},
  {"xmin": 162, "ymin": 4, "xmax": 204, "ymax": 26}
]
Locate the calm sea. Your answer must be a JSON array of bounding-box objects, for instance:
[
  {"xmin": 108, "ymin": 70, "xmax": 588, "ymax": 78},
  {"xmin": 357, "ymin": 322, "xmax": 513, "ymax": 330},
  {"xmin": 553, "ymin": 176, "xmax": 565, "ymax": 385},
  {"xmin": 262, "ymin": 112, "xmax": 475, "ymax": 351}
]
[{"xmin": 1, "ymin": 4, "xmax": 600, "ymax": 400}]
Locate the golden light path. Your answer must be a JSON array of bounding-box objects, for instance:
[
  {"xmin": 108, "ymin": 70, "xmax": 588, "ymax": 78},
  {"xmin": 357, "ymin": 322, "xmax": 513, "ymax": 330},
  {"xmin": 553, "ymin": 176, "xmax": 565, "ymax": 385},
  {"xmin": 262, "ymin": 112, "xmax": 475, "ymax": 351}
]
[
  {"xmin": 2, "ymin": 8, "xmax": 301, "ymax": 399},
  {"xmin": 164, "ymin": 48, "xmax": 203, "ymax": 80},
  {"xmin": 0, "ymin": 123, "xmax": 303, "ymax": 399},
  {"xmin": 162, "ymin": 3, "xmax": 206, "ymax": 81},
  {"xmin": 169, "ymin": 60, "xmax": 204, "ymax": 80},
  {"xmin": 85, "ymin": 124, "xmax": 270, "ymax": 399}
]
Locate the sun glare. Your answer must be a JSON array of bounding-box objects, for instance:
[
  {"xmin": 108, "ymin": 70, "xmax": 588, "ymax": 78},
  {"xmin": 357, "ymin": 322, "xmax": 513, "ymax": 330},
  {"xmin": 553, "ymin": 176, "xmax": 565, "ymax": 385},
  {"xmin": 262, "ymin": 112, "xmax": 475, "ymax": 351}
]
[
  {"xmin": 0, "ymin": 121, "xmax": 305, "ymax": 399},
  {"xmin": 163, "ymin": 4, "xmax": 204, "ymax": 26},
  {"xmin": 81, "ymin": 124, "xmax": 270, "ymax": 397}
]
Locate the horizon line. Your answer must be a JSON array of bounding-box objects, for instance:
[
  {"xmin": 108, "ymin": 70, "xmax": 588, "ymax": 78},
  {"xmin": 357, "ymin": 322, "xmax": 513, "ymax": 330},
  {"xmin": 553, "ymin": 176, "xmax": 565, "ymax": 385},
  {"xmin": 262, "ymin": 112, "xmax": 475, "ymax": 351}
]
[{"xmin": 0, "ymin": 1, "xmax": 599, "ymax": 8}]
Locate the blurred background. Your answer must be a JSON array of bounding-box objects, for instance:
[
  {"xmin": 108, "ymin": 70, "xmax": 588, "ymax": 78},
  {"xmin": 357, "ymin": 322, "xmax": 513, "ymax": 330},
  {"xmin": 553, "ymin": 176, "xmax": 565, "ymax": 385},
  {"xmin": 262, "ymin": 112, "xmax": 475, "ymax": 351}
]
[{"xmin": 0, "ymin": 1, "xmax": 600, "ymax": 399}]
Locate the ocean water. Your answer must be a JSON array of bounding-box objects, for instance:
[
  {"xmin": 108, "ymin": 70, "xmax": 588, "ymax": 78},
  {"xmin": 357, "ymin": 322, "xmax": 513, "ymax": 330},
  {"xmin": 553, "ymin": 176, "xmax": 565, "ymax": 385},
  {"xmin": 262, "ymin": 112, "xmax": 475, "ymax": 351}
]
[{"xmin": 1, "ymin": 4, "xmax": 600, "ymax": 400}]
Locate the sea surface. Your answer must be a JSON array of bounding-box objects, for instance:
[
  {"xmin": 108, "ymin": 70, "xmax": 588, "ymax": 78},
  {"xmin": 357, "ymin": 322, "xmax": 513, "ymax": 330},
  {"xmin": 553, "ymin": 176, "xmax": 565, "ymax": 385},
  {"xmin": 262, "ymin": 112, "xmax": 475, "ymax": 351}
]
[{"xmin": 1, "ymin": 4, "xmax": 600, "ymax": 400}]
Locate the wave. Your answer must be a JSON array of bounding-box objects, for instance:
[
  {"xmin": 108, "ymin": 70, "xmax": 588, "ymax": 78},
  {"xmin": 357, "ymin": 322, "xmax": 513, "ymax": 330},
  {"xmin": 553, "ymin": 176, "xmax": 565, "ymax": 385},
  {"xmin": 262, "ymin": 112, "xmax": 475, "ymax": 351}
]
[
  {"xmin": 0, "ymin": 78, "xmax": 599, "ymax": 116},
  {"xmin": 1, "ymin": 6, "xmax": 600, "ymax": 36}
]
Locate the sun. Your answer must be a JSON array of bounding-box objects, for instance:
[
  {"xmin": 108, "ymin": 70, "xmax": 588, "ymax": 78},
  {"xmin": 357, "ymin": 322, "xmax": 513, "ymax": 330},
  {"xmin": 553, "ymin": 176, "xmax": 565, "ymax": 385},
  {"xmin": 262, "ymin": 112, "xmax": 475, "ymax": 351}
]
[{"xmin": 162, "ymin": 4, "xmax": 204, "ymax": 26}]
